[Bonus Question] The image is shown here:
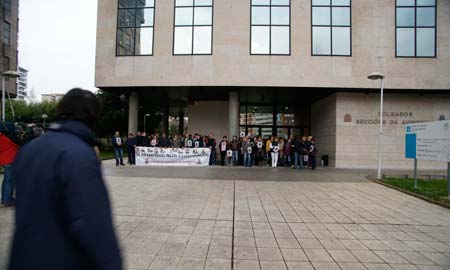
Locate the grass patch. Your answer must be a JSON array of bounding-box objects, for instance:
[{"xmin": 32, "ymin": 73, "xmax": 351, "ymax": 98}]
[{"xmin": 383, "ymin": 178, "xmax": 449, "ymax": 206}]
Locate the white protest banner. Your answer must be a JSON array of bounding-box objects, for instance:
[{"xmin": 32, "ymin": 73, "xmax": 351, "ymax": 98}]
[{"xmin": 135, "ymin": 147, "xmax": 211, "ymax": 166}]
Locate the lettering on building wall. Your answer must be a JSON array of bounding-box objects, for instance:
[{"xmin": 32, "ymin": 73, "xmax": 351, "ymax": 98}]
[{"xmin": 343, "ymin": 111, "xmax": 447, "ymax": 126}]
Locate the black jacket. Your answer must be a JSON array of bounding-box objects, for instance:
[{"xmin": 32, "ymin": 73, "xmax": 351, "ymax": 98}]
[{"xmin": 10, "ymin": 121, "xmax": 122, "ymax": 270}]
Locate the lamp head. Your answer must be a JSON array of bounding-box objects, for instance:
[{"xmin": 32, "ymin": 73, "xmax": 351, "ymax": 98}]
[{"xmin": 367, "ymin": 72, "xmax": 385, "ymax": 80}]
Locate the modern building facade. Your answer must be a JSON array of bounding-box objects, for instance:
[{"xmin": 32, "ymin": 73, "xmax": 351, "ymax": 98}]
[
  {"xmin": 0, "ymin": 0, "xmax": 18, "ymax": 96},
  {"xmin": 96, "ymin": 0, "xmax": 450, "ymax": 169},
  {"xmin": 16, "ymin": 66, "xmax": 28, "ymax": 100}
]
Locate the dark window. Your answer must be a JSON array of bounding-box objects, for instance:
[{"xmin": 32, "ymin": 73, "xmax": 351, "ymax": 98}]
[
  {"xmin": 3, "ymin": 56, "xmax": 9, "ymax": 70},
  {"xmin": 2, "ymin": 0, "xmax": 10, "ymax": 11},
  {"xmin": 251, "ymin": 0, "xmax": 290, "ymax": 55},
  {"xmin": 116, "ymin": 0, "xmax": 155, "ymax": 56},
  {"xmin": 396, "ymin": 0, "xmax": 436, "ymax": 57},
  {"xmin": 173, "ymin": 0, "xmax": 213, "ymax": 55},
  {"xmin": 311, "ymin": 0, "xmax": 351, "ymax": 56},
  {"xmin": 2, "ymin": 21, "xmax": 10, "ymax": 45}
]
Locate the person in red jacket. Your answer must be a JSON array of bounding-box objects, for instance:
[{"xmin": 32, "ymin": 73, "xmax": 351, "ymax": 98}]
[{"xmin": 0, "ymin": 131, "xmax": 19, "ymax": 207}]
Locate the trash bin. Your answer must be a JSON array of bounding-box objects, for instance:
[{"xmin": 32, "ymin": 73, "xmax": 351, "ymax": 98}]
[{"xmin": 322, "ymin": 155, "xmax": 329, "ymax": 167}]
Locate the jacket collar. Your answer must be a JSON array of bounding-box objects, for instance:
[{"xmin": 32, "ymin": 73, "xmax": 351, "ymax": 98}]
[{"xmin": 47, "ymin": 121, "xmax": 102, "ymax": 147}]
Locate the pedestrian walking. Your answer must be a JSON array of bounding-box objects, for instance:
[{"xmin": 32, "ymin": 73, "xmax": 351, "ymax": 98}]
[
  {"xmin": 0, "ymin": 123, "xmax": 20, "ymax": 207},
  {"xmin": 9, "ymin": 88, "xmax": 123, "ymax": 270},
  {"xmin": 112, "ymin": 131, "xmax": 125, "ymax": 166}
]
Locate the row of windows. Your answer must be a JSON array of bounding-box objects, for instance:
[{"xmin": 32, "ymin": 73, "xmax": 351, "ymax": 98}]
[{"xmin": 116, "ymin": 0, "xmax": 437, "ymax": 58}]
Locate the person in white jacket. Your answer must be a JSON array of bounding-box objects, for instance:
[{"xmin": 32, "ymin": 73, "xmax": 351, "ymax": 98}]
[{"xmin": 270, "ymin": 137, "xmax": 280, "ymax": 168}]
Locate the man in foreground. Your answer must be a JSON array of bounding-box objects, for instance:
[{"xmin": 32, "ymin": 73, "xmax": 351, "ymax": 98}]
[{"xmin": 9, "ymin": 88, "xmax": 123, "ymax": 270}]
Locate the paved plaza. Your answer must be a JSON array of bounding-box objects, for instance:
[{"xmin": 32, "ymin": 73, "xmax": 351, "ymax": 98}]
[{"xmin": 1, "ymin": 163, "xmax": 450, "ymax": 270}]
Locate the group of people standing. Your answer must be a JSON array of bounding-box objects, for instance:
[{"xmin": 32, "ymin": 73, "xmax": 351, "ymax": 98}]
[
  {"xmin": 112, "ymin": 131, "xmax": 318, "ymax": 170},
  {"xmin": 216, "ymin": 135, "xmax": 318, "ymax": 169}
]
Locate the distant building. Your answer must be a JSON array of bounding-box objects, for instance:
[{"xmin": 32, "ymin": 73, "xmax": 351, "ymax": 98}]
[
  {"xmin": 41, "ymin": 93, "xmax": 64, "ymax": 103},
  {"xmin": 16, "ymin": 67, "xmax": 28, "ymax": 100},
  {"xmin": 0, "ymin": 0, "xmax": 19, "ymax": 97}
]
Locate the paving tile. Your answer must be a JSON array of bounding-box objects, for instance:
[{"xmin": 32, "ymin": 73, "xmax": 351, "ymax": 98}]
[
  {"xmin": 125, "ymin": 253, "xmax": 155, "ymax": 269},
  {"xmin": 260, "ymin": 261, "xmax": 287, "ymax": 270},
  {"xmin": 233, "ymin": 260, "xmax": 260, "ymax": 270},
  {"xmin": 204, "ymin": 258, "xmax": 231, "ymax": 270},
  {"xmin": 256, "ymin": 238, "xmax": 278, "ymax": 248},
  {"xmin": 304, "ymin": 248, "xmax": 334, "ymax": 262},
  {"xmin": 277, "ymin": 238, "xmax": 301, "ymax": 249},
  {"xmin": 149, "ymin": 255, "xmax": 180, "ymax": 270},
  {"xmin": 280, "ymin": 248, "xmax": 308, "ymax": 261},
  {"xmin": 339, "ymin": 262, "xmax": 369, "ymax": 270},
  {"xmin": 374, "ymin": 251, "xmax": 409, "ymax": 264},
  {"xmin": 328, "ymin": 249, "xmax": 359, "ymax": 262},
  {"xmin": 351, "ymin": 250, "xmax": 384, "ymax": 263},
  {"xmin": 285, "ymin": 261, "xmax": 314, "ymax": 270},
  {"xmin": 207, "ymin": 245, "xmax": 232, "ymax": 259},
  {"xmin": 175, "ymin": 257, "xmax": 205, "ymax": 270},
  {"xmin": 312, "ymin": 262, "xmax": 343, "ymax": 270},
  {"xmin": 234, "ymin": 237, "xmax": 256, "ymax": 247},
  {"xmin": 257, "ymin": 247, "xmax": 283, "ymax": 261},
  {"xmin": 421, "ymin": 252, "xmax": 450, "ymax": 266},
  {"xmin": 234, "ymin": 246, "xmax": 258, "ymax": 260}
]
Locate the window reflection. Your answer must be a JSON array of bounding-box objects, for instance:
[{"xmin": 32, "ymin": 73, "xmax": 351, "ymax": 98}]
[
  {"xmin": 416, "ymin": 28, "xmax": 435, "ymax": 57},
  {"xmin": 174, "ymin": 0, "xmax": 213, "ymax": 55},
  {"xmin": 251, "ymin": 0, "xmax": 290, "ymax": 55},
  {"xmin": 174, "ymin": 27, "xmax": 193, "ymax": 54},
  {"xmin": 251, "ymin": 26, "xmax": 270, "ymax": 54},
  {"xmin": 396, "ymin": 28, "xmax": 415, "ymax": 56},
  {"xmin": 117, "ymin": 1, "xmax": 154, "ymax": 56},
  {"xmin": 312, "ymin": 0, "xmax": 350, "ymax": 56},
  {"xmin": 396, "ymin": 0, "xmax": 436, "ymax": 57},
  {"xmin": 312, "ymin": 27, "xmax": 331, "ymax": 55}
]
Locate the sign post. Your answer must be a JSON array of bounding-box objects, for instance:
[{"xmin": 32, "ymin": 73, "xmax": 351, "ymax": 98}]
[
  {"xmin": 414, "ymin": 159, "xmax": 418, "ymax": 189},
  {"xmin": 448, "ymin": 162, "xmax": 450, "ymax": 198},
  {"xmin": 405, "ymin": 120, "xmax": 450, "ymax": 194}
]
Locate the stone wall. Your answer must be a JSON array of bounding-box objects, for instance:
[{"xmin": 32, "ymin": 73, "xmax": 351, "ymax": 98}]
[
  {"xmin": 335, "ymin": 93, "xmax": 450, "ymax": 169},
  {"xmin": 311, "ymin": 94, "xmax": 337, "ymax": 167},
  {"xmin": 187, "ymin": 101, "xmax": 229, "ymax": 140}
]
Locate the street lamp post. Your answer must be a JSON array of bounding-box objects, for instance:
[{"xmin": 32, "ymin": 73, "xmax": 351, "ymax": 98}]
[
  {"xmin": 1, "ymin": 71, "xmax": 20, "ymax": 122},
  {"xmin": 368, "ymin": 72, "xmax": 385, "ymax": 180},
  {"xmin": 42, "ymin": 114, "xmax": 48, "ymax": 128},
  {"xmin": 144, "ymin": 113, "xmax": 150, "ymax": 133}
]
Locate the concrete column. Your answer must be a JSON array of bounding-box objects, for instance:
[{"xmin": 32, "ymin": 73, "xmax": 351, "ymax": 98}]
[
  {"xmin": 178, "ymin": 110, "xmax": 184, "ymax": 135},
  {"xmin": 128, "ymin": 91, "xmax": 139, "ymax": 135},
  {"xmin": 228, "ymin": 91, "xmax": 240, "ymax": 138},
  {"xmin": 161, "ymin": 106, "xmax": 169, "ymax": 135}
]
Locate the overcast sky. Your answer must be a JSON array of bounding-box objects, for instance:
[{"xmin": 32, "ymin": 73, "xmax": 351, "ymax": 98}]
[{"xmin": 19, "ymin": 0, "xmax": 99, "ymax": 100}]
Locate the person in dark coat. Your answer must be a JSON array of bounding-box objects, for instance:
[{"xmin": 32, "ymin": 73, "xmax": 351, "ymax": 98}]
[
  {"xmin": 126, "ymin": 133, "xmax": 136, "ymax": 165},
  {"xmin": 9, "ymin": 88, "xmax": 123, "ymax": 270}
]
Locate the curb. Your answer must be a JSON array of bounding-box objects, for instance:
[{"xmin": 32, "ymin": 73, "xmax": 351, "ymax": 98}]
[{"xmin": 367, "ymin": 176, "xmax": 450, "ymax": 210}]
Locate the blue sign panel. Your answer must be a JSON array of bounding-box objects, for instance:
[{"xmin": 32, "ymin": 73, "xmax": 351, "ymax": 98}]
[{"xmin": 405, "ymin": 133, "xmax": 417, "ymax": 159}]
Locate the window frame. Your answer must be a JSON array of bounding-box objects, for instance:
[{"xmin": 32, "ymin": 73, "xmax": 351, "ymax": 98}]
[
  {"xmin": 250, "ymin": 0, "xmax": 291, "ymax": 56},
  {"xmin": 395, "ymin": 0, "xmax": 437, "ymax": 58},
  {"xmin": 172, "ymin": 0, "xmax": 214, "ymax": 56},
  {"xmin": 115, "ymin": 0, "xmax": 156, "ymax": 57},
  {"xmin": 311, "ymin": 0, "xmax": 352, "ymax": 57}
]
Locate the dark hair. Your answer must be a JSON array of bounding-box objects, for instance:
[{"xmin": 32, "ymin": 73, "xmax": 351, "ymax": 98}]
[{"xmin": 56, "ymin": 88, "xmax": 102, "ymax": 128}]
